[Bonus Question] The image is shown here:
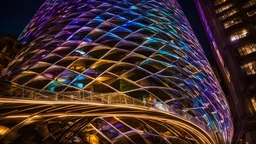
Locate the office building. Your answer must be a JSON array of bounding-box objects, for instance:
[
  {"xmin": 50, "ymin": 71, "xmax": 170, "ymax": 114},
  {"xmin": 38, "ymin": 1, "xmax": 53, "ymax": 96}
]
[
  {"xmin": 0, "ymin": 35, "xmax": 23, "ymax": 72},
  {"xmin": 194, "ymin": 0, "xmax": 256, "ymax": 143}
]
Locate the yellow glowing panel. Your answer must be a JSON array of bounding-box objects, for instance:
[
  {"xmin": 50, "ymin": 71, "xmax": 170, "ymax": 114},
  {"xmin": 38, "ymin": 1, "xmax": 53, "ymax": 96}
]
[
  {"xmin": 87, "ymin": 135, "xmax": 99, "ymax": 144},
  {"xmin": 0, "ymin": 126, "xmax": 9, "ymax": 136},
  {"xmin": 251, "ymin": 97, "xmax": 256, "ymax": 111}
]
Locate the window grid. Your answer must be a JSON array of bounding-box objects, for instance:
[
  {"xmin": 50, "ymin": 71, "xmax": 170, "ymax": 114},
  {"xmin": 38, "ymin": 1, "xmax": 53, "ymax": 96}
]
[
  {"xmin": 216, "ymin": 3, "xmax": 234, "ymax": 14},
  {"xmin": 230, "ymin": 28, "xmax": 248, "ymax": 41},
  {"xmin": 223, "ymin": 17, "xmax": 242, "ymax": 29},
  {"xmin": 238, "ymin": 43, "xmax": 256, "ymax": 56},
  {"xmin": 241, "ymin": 61, "xmax": 256, "ymax": 75},
  {"xmin": 219, "ymin": 8, "xmax": 239, "ymax": 21},
  {"xmin": 242, "ymin": 0, "xmax": 256, "ymax": 9},
  {"xmin": 214, "ymin": 0, "xmax": 227, "ymax": 6},
  {"xmin": 247, "ymin": 9, "xmax": 256, "ymax": 17}
]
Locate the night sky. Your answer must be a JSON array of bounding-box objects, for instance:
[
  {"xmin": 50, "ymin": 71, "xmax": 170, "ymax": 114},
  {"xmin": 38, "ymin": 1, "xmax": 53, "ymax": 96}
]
[
  {"xmin": 0, "ymin": 0, "xmax": 213, "ymax": 62},
  {"xmin": 0, "ymin": 0, "xmax": 45, "ymax": 37}
]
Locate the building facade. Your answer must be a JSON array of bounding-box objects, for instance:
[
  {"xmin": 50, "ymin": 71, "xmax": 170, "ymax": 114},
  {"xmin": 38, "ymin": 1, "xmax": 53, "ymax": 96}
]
[
  {"xmin": 0, "ymin": 0, "xmax": 233, "ymax": 143},
  {"xmin": 194, "ymin": 0, "xmax": 256, "ymax": 143}
]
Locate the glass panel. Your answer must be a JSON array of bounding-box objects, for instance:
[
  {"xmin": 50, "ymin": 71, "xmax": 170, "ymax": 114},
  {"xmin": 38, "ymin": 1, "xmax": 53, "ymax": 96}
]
[
  {"xmin": 242, "ymin": 0, "xmax": 256, "ymax": 9},
  {"xmin": 110, "ymin": 64, "xmax": 134, "ymax": 75},
  {"xmin": 230, "ymin": 29, "xmax": 248, "ymax": 41},
  {"xmin": 84, "ymin": 61, "xmax": 114, "ymax": 78},
  {"xmin": 219, "ymin": 8, "xmax": 238, "ymax": 21},
  {"xmin": 223, "ymin": 17, "xmax": 242, "ymax": 29},
  {"xmin": 216, "ymin": 3, "xmax": 234, "ymax": 14},
  {"xmin": 13, "ymin": 72, "xmax": 37, "ymax": 85},
  {"xmin": 124, "ymin": 68, "xmax": 150, "ymax": 81},
  {"xmin": 45, "ymin": 81, "xmax": 66, "ymax": 92},
  {"xmin": 247, "ymin": 9, "xmax": 256, "ymax": 17},
  {"xmin": 92, "ymin": 119, "xmax": 120, "ymax": 141},
  {"xmin": 70, "ymin": 75, "xmax": 92, "ymax": 89},
  {"xmin": 25, "ymin": 76, "xmax": 51, "ymax": 89},
  {"xmin": 110, "ymin": 79, "xmax": 139, "ymax": 91},
  {"xmin": 104, "ymin": 117, "xmax": 132, "ymax": 133},
  {"xmin": 241, "ymin": 61, "xmax": 256, "ymax": 75},
  {"xmin": 238, "ymin": 43, "xmax": 256, "ymax": 56},
  {"xmin": 57, "ymin": 70, "xmax": 78, "ymax": 84},
  {"xmin": 214, "ymin": 0, "xmax": 227, "ymax": 6},
  {"xmin": 43, "ymin": 66, "xmax": 65, "ymax": 79},
  {"xmin": 69, "ymin": 59, "xmax": 95, "ymax": 73}
]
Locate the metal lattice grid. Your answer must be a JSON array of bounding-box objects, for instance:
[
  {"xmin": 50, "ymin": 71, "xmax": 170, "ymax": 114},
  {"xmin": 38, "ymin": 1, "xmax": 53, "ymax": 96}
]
[{"xmin": 3, "ymin": 0, "xmax": 233, "ymax": 143}]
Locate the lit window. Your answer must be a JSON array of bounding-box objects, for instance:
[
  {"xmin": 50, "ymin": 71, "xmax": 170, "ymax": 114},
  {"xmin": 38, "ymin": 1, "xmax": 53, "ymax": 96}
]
[
  {"xmin": 219, "ymin": 8, "xmax": 239, "ymax": 21},
  {"xmin": 230, "ymin": 29, "xmax": 248, "ymax": 41},
  {"xmin": 247, "ymin": 9, "xmax": 256, "ymax": 17},
  {"xmin": 238, "ymin": 43, "xmax": 256, "ymax": 56},
  {"xmin": 241, "ymin": 61, "xmax": 256, "ymax": 75},
  {"xmin": 223, "ymin": 17, "xmax": 242, "ymax": 28},
  {"xmin": 214, "ymin": 0, "xmax": 227, "ymax": 6},
  {"xmin": 242, "ymin": 0, "xmax": 256, "ymax": 9},
  {"xmin": 216, "ymin": 3, "xmax": 234, "ymax": 14},
  {"xmin": 251, "ymin": 97, "xmax": 256, "ymax": 111}
]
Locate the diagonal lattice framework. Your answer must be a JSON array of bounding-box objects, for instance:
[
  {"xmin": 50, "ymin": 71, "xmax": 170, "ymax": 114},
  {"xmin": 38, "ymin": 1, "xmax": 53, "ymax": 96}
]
[
  {"xmin": 3, "ymin": 0, "xmax": 233, "ymax": 143},
  {"xmin": 0, "ymin": 99, "xmax": 215, "ymax": 144}
]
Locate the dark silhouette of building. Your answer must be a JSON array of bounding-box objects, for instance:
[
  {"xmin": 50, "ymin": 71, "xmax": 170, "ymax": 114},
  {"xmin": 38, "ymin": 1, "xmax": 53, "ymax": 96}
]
[
  {"xmin": 194, "ymin": 0, "xmax": 256, "ymax": 143},
  {"xmin": 0, "ymin": 35, "xmax": 23, "ymax": 72}
]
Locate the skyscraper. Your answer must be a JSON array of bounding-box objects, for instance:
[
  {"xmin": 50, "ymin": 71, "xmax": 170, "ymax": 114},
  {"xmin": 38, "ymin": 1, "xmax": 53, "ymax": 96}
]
[
  {"xmin": 194, "ymin": 0, "xmax": 256, "ymax": 143},
  {"xmin": 0, "ymin": 0, "xmax": 233, "ymax": 143}
]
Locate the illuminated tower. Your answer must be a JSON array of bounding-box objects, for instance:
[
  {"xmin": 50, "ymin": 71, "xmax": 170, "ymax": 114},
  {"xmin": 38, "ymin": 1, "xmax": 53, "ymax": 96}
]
[{"xmin": 1, "ymin": 0, "xmax": 233, "ymax": 143}]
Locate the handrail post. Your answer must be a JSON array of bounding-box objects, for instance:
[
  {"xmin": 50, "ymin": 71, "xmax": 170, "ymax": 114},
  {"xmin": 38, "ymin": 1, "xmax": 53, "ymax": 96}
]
[
  {"xmin": 10, "ymin": 86, "xmax": 13, "ymax": 97},
  {"xmin": 101, "ymin": 94, "xmax": 104, "ymax": 104},
  {"xmin": 22, "ymin": 88, "xmax": 25, "ymax": 98}
]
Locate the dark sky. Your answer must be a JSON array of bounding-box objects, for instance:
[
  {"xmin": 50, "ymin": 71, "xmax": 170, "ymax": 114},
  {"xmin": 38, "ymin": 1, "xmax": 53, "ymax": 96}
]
[
  {"xmin": 0, "ymin": 0, "xmax": 213, "ymax": 61},
  {"xmin": 177, "ymin": 0, "xmax": 214, "ymax": 62},
  {"xmin": 0, "ymin": 0, "xmax": 45, "ymax": 37}
]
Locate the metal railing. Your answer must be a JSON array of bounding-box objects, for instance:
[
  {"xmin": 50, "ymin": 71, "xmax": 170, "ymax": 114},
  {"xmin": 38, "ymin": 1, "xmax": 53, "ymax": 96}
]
[{"xmin": 0, "ymin": 81, "xmax": 214, "ymax": 138}]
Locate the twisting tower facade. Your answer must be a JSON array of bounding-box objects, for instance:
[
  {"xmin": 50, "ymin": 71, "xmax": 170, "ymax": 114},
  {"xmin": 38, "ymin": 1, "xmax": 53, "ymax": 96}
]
[{"xmin": 0, "ymin": 0, "xmax": 233, "ymax": 143}]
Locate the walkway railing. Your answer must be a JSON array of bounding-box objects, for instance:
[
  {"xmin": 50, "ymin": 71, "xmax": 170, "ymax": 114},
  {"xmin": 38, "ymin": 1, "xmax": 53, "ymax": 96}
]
[{"xmin": 0, "ymin": 81, "xmax": 214, "ymax": 138}]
